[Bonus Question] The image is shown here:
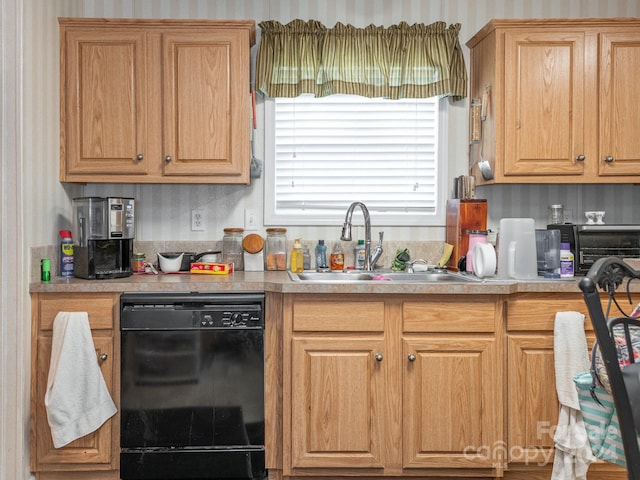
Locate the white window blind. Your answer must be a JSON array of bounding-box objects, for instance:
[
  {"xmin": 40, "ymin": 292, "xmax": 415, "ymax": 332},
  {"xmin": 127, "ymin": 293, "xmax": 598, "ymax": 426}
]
[{"xmin": 264, "ymin": 94, "xmax": 446, "ymax": 226}]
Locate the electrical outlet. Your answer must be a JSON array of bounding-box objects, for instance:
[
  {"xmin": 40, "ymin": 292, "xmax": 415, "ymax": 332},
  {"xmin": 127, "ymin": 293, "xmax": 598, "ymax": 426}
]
[
  {"xmin": 191, "ymin": 209, "xmax": 205, "ymax": 231},
  {"xmin": 244, "ymin": 208, "xmax": 258, "ymax": 230}
]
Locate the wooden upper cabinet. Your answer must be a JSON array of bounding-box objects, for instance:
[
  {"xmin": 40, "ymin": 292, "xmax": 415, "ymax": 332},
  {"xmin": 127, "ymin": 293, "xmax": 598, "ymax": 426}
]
[
  {"xmin": 59, "ymin": 18, "xmax": 255, "ymax": 184},
  {"xmin": 162, "ymin": 29, "xmax": 250, "ymax": 177},
  {"xmin": 502, "ymin": 30, "xmax": 586, "ymax": 177},
  {"xmin": 467, "ymin": 18, "xmax": 640, "ymax": 184},
  {"xmin": 62, "ymin": 28, "xmax": 149, "ymax": 176},
  {"xmin": 599, "ymin": 30, "xmax": 640, "ymax": 176}
]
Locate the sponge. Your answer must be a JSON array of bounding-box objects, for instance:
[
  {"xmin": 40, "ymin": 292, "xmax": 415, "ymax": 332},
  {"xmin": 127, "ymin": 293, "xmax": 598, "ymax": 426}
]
[{"xmin": 437, "ymin": 243, "xmax": 454, "ymax": 268}]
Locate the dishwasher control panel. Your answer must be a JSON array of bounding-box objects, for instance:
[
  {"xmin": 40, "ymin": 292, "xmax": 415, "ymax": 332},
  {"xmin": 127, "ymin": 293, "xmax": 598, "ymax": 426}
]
[
  {"xmin": 120, "ymin": 292, "xmax": 264, "ymax": 330},
  {"xmin": 196, "ymin": 306, "xmax": 262, "ymax": 328}
]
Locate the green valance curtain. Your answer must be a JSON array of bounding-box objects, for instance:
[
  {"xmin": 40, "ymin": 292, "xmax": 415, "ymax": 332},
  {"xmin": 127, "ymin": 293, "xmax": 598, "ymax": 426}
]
[{"xmin": 256, "ymin": 19, "xmax": 467, "ymax": 99}]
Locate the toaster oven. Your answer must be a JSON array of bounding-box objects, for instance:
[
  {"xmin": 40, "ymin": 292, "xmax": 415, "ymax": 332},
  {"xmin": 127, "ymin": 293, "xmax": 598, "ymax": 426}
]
[{"xmin": 547, "ymin": 224, "xmax": 640, "ymax": 275}]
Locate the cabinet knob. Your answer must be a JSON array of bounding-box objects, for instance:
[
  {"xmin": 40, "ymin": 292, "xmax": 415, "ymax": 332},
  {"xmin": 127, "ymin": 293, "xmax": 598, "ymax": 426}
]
[
  {"xmin": 99, "ymin": 353, "xmax": 108, "ymax": 362},
  {"xmin": 165, "ymin": 155, "xmax": 172, "ymax": 163},
  {"xmin": 136, "ymin": 154, "xmax": 143, "ymax": 162},
  {"xmin": 375, "ymin": 353, "xmax": 384, "ymax": 362},
  {"xmin": 408, "ymin": 354, "xmax": 416, "ymax": 362},
  {"xmin": 605, "ymin": 156, "xmax": 615, "ymax": 163},
  {"xmin": 576, "ymin": 154, "xmax": 585, "ymax": 161}
]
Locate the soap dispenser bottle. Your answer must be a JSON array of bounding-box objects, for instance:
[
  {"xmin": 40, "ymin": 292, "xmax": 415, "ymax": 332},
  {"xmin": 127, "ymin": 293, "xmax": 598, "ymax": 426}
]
[
  {"xmin": 315, "ymin": 240, "xmax": 328, "ymax": 270},
  {"xmin": 330, "ymin": 242, "xmax": 345, "ymax": 271},
  {"xmin": 290, "ymin": 238, "xmax": 304, "ymax": 273}
]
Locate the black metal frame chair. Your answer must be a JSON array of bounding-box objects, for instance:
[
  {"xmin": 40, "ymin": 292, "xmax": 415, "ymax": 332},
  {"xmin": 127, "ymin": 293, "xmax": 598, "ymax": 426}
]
[{"xmin": 579, "ymin": 257, "xmax": 640, "ymax": 479}]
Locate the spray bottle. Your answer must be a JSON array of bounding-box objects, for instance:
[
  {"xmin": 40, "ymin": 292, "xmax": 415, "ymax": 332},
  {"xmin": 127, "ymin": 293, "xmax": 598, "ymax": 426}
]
[{"xmin": 59, "ymin": 229, "xmax": 74, "ymax": 278}]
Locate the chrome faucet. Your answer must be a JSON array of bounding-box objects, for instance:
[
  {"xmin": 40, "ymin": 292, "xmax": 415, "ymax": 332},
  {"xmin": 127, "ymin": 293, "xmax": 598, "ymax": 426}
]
[
  {"xmin": 340, "ymin": 202, "xmax": 384, "ymax": 271},
  {"xmin": 370, "ymin": 231, "xmax": 384, "ymax": 268},
  {"xmin": 405, "ymin": 258, "xmax": 428, "ymax": 273}
]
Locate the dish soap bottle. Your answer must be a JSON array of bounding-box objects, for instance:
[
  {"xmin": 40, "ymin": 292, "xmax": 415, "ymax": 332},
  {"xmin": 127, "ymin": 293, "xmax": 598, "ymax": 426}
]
[
  {"xmin": 315, "ymin": 240, "xmax": 328, "ymax": 270},
  {"xmin": 354, "ymin": 240, "xmax": 366, "ymax": 270},
  {"xmin": 330, "ymin": 242, "xmax": 345, "ymax": 271},
  {"xmin": 302, "ymin": 244, "xmax": 311, "ymax": 270},
  {"xmin": 290, "ymin": 238, "xmax": 304, "ymax": 273}
]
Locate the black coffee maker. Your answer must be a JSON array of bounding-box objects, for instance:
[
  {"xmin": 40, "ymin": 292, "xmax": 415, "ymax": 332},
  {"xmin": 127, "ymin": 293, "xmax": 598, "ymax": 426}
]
[{"xmin": 72, "ymin": 197, "xmax": 135, "ymax": 279}]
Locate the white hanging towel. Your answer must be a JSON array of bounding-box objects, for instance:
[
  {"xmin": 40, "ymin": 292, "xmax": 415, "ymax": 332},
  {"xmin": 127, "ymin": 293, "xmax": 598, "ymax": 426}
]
[
  {"xmin": 44, "ymin": 311, "xmax": 117, "ymax": 448},
  {"xmin": 551, "ymin": 311, "xmax": 595, "ymax": 480}
]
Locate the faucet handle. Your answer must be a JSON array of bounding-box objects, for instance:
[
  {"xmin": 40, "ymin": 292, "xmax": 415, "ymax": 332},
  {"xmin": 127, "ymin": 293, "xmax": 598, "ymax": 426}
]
[
  {"xmin": 405, "ymin": 259, "xmax": 428, "ymax": 273},
  {"xmin": 378, "ymin": 231, "xmax": 384, "ymax": 244}
]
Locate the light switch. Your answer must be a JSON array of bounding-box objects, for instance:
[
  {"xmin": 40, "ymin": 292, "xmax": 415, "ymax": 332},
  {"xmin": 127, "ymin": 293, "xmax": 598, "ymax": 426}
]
[{"xmin": 245, "ymin": 208, "xmax": 258, "ymax": 230}]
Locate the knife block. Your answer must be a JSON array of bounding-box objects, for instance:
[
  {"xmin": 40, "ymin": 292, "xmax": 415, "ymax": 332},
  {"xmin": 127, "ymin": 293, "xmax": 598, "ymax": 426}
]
[{"xmin": 446, "ymin": 199, "xmax": 488, "ymax": 271}]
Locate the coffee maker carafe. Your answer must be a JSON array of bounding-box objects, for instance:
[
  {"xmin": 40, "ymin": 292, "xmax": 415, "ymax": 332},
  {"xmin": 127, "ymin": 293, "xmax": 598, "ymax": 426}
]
[{"xmin": 72, "ymin": 197, "xmax": 135, "ymax": 279}]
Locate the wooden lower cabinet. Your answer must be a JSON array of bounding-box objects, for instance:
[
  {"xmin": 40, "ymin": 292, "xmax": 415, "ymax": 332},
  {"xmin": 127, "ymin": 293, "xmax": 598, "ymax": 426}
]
[
  {"xmin": 290, "ymin": 335, "xmax": 388, "ymax": 470},
  {"xmin": 402, "ymin": 299, "xmax": 502, "ymax": 472},
  {"xmin": 505, "ymin": 293, "xmax": 626, "ymax": 479},
  {"xmin": 30, "ymin": 292, "xmax": 119, "ymax": 479},
  {"xmin": 273, "ymin": 294, "xmax": 504, "ymax": 479},
  {"xmin": 28, "ymin": 289, "xmax": 631, "ymax": 479}
]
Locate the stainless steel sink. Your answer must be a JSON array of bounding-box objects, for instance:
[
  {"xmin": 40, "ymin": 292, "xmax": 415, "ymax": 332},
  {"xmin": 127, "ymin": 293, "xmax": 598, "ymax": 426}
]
[{"xmin": 288, "ymin": 270, "xmax": 480, "ymax": 283}]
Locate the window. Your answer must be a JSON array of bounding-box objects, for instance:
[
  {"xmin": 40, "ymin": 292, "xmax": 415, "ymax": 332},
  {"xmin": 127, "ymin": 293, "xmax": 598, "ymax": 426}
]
[{"xmin": 264, "ymin": 94, "xmax": 448, "ymax": 226}]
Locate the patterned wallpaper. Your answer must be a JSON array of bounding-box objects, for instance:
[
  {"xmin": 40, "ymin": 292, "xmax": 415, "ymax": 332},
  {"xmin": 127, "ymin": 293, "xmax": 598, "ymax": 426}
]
[{"xmin": 22, "ymin": 0, "xmax": 640, "ymax": 250}]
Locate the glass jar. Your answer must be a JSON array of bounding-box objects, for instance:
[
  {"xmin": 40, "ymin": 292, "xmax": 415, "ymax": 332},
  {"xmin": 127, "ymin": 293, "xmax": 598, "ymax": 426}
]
[
  {"xmin": 222, "ymin": 227, "xmax": 244, "ymax": 271},
  {"xmin": 548, "ymin": 204, "xmax": 564, "ymax": 224},
  {"xmin": 133, "ymin": 253, "xmax": 146, "ymax": 273},
  {"xmin": 265, "ymin": 227, "xmax": 287, "ymax": 271}
]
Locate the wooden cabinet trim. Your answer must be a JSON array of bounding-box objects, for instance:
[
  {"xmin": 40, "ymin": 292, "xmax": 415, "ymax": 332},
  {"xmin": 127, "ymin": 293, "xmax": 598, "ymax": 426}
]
[
  {"xmin": 38, "ymin": 294, "xmax": 117, "ymax": 331},
  {"xmin": 292, "ymin": 300, "xmax": 385, "ymax": 332},
  {"xmin": 402, "ymin": 297, "xmax": 498, "ymax": 333},
  {"xmin": 506, "ymin": 294, "xmax": 594, "ymax": 331}
]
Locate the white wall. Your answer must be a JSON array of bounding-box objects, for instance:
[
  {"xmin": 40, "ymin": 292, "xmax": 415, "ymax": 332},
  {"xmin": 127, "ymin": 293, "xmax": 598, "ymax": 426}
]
[
  {"xmin": 1, "ymin": 1, "xmax": 26, "ymax": 478},
  {"xmin": 3, "ymin": 1, "xmax": 640, "ymax": 479}
]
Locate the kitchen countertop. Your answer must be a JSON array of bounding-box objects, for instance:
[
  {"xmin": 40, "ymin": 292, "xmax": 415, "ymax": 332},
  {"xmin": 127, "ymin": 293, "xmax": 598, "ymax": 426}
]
[{"xmin": 29, "ymin": 271, "xmax": 587, "ymax": 295}]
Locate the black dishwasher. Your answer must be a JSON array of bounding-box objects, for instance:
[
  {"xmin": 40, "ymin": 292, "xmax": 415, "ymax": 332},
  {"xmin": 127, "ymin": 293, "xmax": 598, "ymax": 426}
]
[{"xmin": 120, "ymin": 292, "xmax": 266, "ymax": 480}]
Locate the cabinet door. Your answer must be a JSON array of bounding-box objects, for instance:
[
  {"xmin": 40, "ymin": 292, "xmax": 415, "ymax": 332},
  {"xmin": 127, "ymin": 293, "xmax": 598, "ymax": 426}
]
[
  {"xmin": 403, "ymin": 336, "xmax": 501, "ymax": 470},
  {"xmin": 503, "ymin": 31, "xmax": 586, "ymax": 176},
  {"xmin": 34, "ymin": 335, "xmax": 115, "ymax": 468},
  {"xmin": 62, "ymin": 29, "xmax": 149, "ymax": 177},
  {"xmin": 162, "ymin": 29, "xmax": 250, "ymax": 180},
  {"xmin": 290, "ymin": 337, "xmax": 387, "ymax": 470},
  {"xmin": 599, "ymin": 31, "xmax": 640, "ymax": 175},
  {"xmin": 507, "ymin": 334, "xmax": 558, "ymax": 464}
]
